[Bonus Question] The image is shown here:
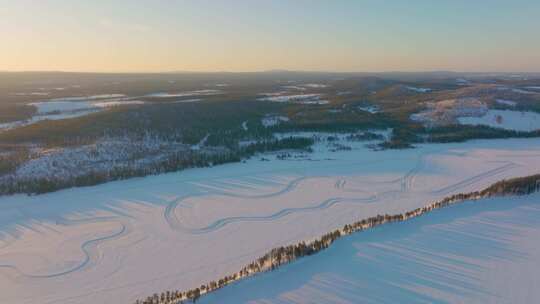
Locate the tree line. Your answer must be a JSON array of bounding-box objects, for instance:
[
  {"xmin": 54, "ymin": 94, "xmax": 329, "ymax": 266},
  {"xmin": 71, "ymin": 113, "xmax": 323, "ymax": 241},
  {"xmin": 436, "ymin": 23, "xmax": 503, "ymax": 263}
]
[{"xmin": 0, "ymin": 137, "xmax": 314, "ymax": 196}]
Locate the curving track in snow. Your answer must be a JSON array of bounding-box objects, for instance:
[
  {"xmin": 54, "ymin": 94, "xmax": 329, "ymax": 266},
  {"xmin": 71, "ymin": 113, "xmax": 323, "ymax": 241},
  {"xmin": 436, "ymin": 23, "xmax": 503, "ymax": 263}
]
[
  {"xmin": 164, "ymin": 152, "xmax": 433, "ymax": 234},
  {"xmin": 196, "ymin": 176, "xmax": 310, "ymax": 199},
  {"xmin": 2, "ymin": 138, "xmax": 540, "ymax": 304},
  {"xmin": 431, "ymin": 162, "xmax": 518, "ymax": 195},
  {"xmin": 0, "ymin": 216, "xmax": 129, "ymax": 279},
  {"xmin": 164, "ymin": 150, "xmax": 527, "ymax": 235},
  {"xmin": 178, "ymin": 196, "xmax": 378, "ymax": 234}
]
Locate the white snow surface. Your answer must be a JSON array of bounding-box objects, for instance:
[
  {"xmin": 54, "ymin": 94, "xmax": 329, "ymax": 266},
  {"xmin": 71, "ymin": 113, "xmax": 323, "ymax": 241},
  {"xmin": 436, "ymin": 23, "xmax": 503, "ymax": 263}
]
[
  {"xmin": 258, "ymin": 92, "xmax": 289, "ymax": 97},
  {"xmin": 282, "ymin": 85, "xmax": 307, "ymax": 91},
  {"xmin": 172, "ymin": 98, "xmax": 201, "ymax": 103},
  {"xmin": 456, "ymin": 78, "xmax": 470, "ymax": 85},
  {"xmin": 495, "ymin": 99, "xmax": 517, "ymax": 107},
  {"xmin": 406, "ymin": 86, "xmax": 431, "ymax": 93},
  {"xmin": 261, "ymin": 115, "xmax": 289, "ymax": 127},
  {"xmin": 30, "ymin": 101, "xmax": 95, "ymax": 114},
  {"xmin": 410, "ymin": 98, "xmax": 488, "ymax": 127},
  {"xmin": 512, "ymin": 88, "xmax": 536, "ymax": 94},
  {"xmin": 0, "ymin": 95, "xmax": 144, "ymax": 132},
  {"xmin": 458, "ymin": 110, "xmax": 540, "ymax": 132},
  {"xmin": 30, "ymin": 99, "xmax": 143, "ymax": 115},
  {"xmin": 47, "ymin": 94, "xmax": 126, "ymax": 102},
  {"xmin": 357, "ymin": 105, "xmax": 380, "ymax": 114},
  {"xmin": 12, "ymin": 92, "xmax": 50, "ymax": 96},
  {"xmin": 258, "ymin": 94, "xmax": 329, "ymax": 105},
  {"xmin": 145, "ymin": 90, "xmax": 223, "ymax": 98},
  {"xmin": 1, "ymin": 137, "xmax": 540, "ymax": 304},
  {"xmin": 4, "ymin": 136, "xmax": 192, "ymax": 182},
  {"xmin": 0, "ymin": 108, "xmax": 102, "ymax": 131},
  {"xmin": 92, "ymin": 100, "xmax": 145, "ymax": 108},
  {"xmin": 302, "ymin": 83, "xmax": 328, "ymax": 88},
  {"xmin": 200, "ymin": 193, "xmax": 540, "ymax": 304}
]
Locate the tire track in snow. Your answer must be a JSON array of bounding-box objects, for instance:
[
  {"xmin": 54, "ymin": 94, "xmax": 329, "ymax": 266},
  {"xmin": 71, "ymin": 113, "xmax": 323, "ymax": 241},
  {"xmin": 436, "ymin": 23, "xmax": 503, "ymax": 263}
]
[
  {"xmin": 164, "ymin": 176, "xmax": 311, "ymax": 230},
  {"xmin": 336, "ymin": 151, "xmax": 427, "ymax": 193},
  {"xmin": 165, "ymin": 153, "xmax": 431, "ymax": 234},
  {"xmin": 0, "ymin": 217, "xmax": 128, "ymax": 279},
  {"xmin": 175, "ymin": 185, "xmax": 419, "ymax": 235},
  {"xmin": 182, "ymin": 196, "xmax": 379, "ymax": 234},
  {"xmin": 431, "ymin": 162, "xmax": 518, "ymax": 195},
  {"xmin": 401, "ymin": 151, "xmax": 428, "ymax": 192},
  {"xmin": 194, "ymin": 176, "xmax": 310, "ymax": 199}
]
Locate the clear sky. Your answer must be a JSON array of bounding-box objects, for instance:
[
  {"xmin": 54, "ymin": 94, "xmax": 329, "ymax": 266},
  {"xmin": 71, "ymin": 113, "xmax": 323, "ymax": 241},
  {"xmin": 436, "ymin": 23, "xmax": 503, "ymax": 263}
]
[{"xmin": 2, "ymin": 0, "xmax": 539, "ymax": 73}]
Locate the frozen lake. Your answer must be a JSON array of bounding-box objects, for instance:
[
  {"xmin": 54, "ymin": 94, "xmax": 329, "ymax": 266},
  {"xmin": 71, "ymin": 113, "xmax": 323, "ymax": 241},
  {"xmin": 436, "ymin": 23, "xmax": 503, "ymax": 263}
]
[
  {"xmin": 200, "ymin": 193, "xmax": 540, "ymax": 304},
  {"xmin": 0, "ymin": 95, "xmax": 144, "ymax": 132},
  {"xmin": 1, "ymin": 137, "xmax": 540, "ymax": 303}
]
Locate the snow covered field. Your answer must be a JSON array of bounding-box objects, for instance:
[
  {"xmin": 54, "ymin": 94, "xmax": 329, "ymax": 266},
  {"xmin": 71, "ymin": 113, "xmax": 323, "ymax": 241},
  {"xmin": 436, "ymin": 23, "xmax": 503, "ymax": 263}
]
[
  {"xmin": 496, "ymin": 99, "xmax": 517, "ymax": 107},
  {"xmin": 282, "ymin": 84, "xmax": 328, "ymax": 91},
  {"xmin": 30, "ymin": 99, "xmax": 144, "ymax": 114},
  {"xmin": 357, "ymin": 105, "xmax": 380, "ymax": 114},
  {"xmin": 0, "ymin": 95, "xmax": 144, "ymax": 132},
  {"xmin": 258, "ymin": 94, "xmax": 329, "ymax": 105},
  {"xmin": 144, "ymin": 90, "xmax": 223, "ymax": 98},
  {"xmin": 410, "ymin": 98, "xmax": 488, "ymax": 127},
  {"xmin": 406, "ymin": 86, "xmax": 431, "ymax": 93},
  {"xmin": 1, "ymin": 136, "xmax": 193, "ymax": 183},
  {"xmin": 46, "ymin": 94, "xmax": 127, "ymax": 102},
  {"xmin": 199, "ymin": 193, "xmax": 540, "ymax": 304},
  {"xmin": 261, "ymin": 115, "xmax": 289, "ymax": 127},
  {"xmin": 458, "ymin": 110, "xmax": 540, "ymax": 132},
  {"xmin": 1, "ymin": 137, "xmax": 540, "ymax": 304}
]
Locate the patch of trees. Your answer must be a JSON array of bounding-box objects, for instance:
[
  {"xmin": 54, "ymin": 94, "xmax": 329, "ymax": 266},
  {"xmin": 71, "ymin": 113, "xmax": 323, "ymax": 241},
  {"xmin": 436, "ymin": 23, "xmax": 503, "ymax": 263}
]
[
  {"xmin": 345, "ymin": 132, "xmax": 384, "ymax": 141},
  {"xmin": 482, "ymin": 174, "xmax": 540, "ymax": 196},
  {"xmin": 424, "ymin": 125, "xmax": 540, "ymax": 143},
  {"xmin": 0, "ymin": 104, "xmax": 36, "ymax": 124},
  {"xmin": 0, "ymin": 137, "xmax": 314, "ymax": 196},
  {"xmin": 378, "ymin": 124, "xmax": 540, "ymax": 149},
  {"xmin": 0, "ymin": 150, "xmax": 241, "ymax": 195},
  {"xmin": 377, "ymin": 127, "xmax": 419, "ymax": 150},
  {"xmin": 0, "ymin": 147, "xmax": 30, "ymax": 176},
  {"xmin": 0, "ymin": 101, "xmax": 281, "ymax": 148},
  {"xmin": 239, "ymin": 137, "xmax": 314, "ymax": 156}
]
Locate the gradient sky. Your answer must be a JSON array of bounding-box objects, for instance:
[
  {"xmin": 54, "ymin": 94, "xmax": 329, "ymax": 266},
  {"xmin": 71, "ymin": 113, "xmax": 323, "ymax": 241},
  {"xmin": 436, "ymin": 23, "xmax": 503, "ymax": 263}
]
[{"xmin": 2, "ymin": 0, "xmax": 539, "ymax": 73}]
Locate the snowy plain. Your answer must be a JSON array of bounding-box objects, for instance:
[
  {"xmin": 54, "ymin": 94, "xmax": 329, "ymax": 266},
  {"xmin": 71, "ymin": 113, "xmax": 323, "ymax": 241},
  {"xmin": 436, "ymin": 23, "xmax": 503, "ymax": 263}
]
[
  {"xmin": 1, "ymin": 137, "xmax": 540, "ymax": 304},
  {"xmin": 199, "ymin": 193, "xmax": 540, "ymax": 304},
  {"xmin": 495, "ymin": 99, "xmax": 517, "ymax": 107},
  {"xmin": 144, "ymin": 90, "xmax": 223, "ymax": 98},
  {"xmin": 257, "ymin": 94, "xmax": 329, "ymax": 105},
  {"xmin": 405, "ymin": 86, "xmax": 431, "ymax": 93},
  {"xmin": 458, "ymin": 110, "xmax": 540, "ymax": 132}
]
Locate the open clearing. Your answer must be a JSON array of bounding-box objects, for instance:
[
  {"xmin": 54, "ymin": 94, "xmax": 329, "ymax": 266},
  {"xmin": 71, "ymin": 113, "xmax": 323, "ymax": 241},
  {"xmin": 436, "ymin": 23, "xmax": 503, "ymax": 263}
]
[
  {"xmin": 1, "ymin": 137, "xmax": 540, "ymax": 303},
  {"xmin": 458, "ymin": 110, "xmax": 540, "ymax": 132}
]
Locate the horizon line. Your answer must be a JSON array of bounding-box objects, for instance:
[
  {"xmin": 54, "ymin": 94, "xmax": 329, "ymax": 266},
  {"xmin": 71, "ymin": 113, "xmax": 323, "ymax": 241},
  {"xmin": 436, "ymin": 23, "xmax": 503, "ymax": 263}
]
[{"xmin": 1, "ymin": 69, "xmax": 539, "ymax": 75}]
